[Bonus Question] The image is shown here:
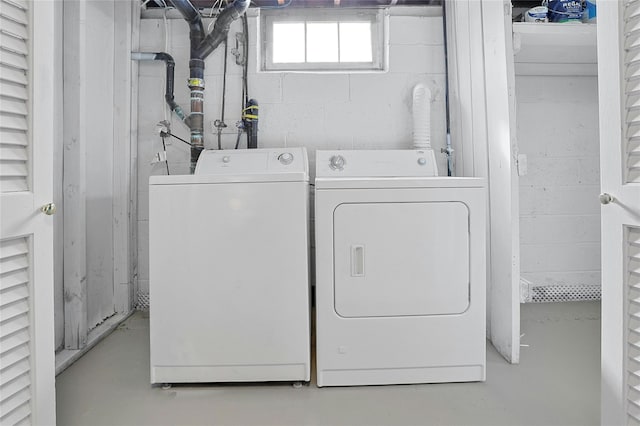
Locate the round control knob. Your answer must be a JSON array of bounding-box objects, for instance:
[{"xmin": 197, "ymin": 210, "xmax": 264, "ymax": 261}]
[
  {"xmin": 417, "ymin": 157, "xmax": 427, "ymax": 165},
  {"xmin": 329, "ymin": 155, "xmax": 346, "ymax": 171},
  {"xmin": 278, "ymin": 152, "xmax": 294, "ymax": 165},
  {"xmin": 222, "ymin": 156, "xmax": 231, "ymax": 163}
]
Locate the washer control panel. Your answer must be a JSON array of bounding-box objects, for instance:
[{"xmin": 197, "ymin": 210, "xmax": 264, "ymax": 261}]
[
  {"xmin": 195, "ymin": 148, "xmax": 308, "ymax": 175},
  {"xmin": 316, "ymin": 150, "xmax": 438, "ymax": 178}
]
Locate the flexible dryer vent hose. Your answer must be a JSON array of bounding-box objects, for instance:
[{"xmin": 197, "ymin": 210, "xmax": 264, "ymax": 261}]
[
  {"xmin": 412, "ymin": 83, "xmax": 438, "ymax": 176},
  {"xmin": 412, "ymin": 83, "xmax": 432, "ymax": 151}
]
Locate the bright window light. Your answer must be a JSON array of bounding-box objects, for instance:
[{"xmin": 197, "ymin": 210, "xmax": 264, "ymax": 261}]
[
  {"xmin": 307, "ymin": 22, "xmax": 339, "ymax": 63},
  {"xmin": 273, "ymin": 22, "xmax": 305, "ymax": 63},
  {"xmin": 339, "ymin": 22, "xmax": 372, "ymax": 63},
  {"xmin": 262, "ymin": 9, "xmax": 386, "ymax": 72}
]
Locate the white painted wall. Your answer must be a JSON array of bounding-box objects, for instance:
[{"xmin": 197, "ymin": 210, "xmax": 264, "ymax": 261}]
[
  {"xmin": 55, "ymin": 0, "xmax": 136, "ymax": 366},
  {"xmin": 517, "ymin": 76, "xmax": 601, "ymax": 290},
  {"xmin": 84, "ymin": 0, "xmax": 117, "ymax": 330},
  {"xmin": 57, "ymin": 0, "xmax": 130, "ymax": 349},
  {"xmin": 136, "ymin": 8, "xmax": 447, "ymax": 296}
]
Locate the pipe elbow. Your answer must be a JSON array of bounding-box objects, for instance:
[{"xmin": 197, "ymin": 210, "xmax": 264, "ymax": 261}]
[
  {"xmin": 154, "ymin": 52, "xmax": 175, "ymax": 66},
  {"xmin": 170, "ymin": 0, "xmax": 205, "ymax": 48},
  {"xmin": 193, "ymin": 0, "xmax": 250, "ymax": 59}
]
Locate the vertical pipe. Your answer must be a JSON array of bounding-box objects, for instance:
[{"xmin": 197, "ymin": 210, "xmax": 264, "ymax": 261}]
[
  {"xmin": 189, "ymin": 67, "xmax": 205, "ymax": 172},
  {"xmin": 171, "ymin": 0, "xmax": 251, "ymax": 171},
  {"xmin": 245, "ymin": 99, "xmax": 258, "ymax": 149}
]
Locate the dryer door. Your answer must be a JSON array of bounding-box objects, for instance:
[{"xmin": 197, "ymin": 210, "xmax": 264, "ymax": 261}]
[{"xmin": 333, "ymin": 201, "xmax": 470, "ymax": 318}]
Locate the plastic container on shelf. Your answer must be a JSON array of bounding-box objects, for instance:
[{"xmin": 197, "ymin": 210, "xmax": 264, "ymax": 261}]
[
  {"xmin": 544, "ymin": 0, "xmax": 583, "ymax": 23},
  {"xmin": 583, "ymin": 0, "xmax": 596, "ymax": 23},
  {"xmin": 523, "ymin": 6, "xmax": 549, "ymax": 23}
]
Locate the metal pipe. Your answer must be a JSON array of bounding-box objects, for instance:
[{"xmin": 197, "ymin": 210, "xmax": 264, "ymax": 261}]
[
  {"xmin": 189, "ymin": 83, "xmax": 205, "ymax": 168},
  {"xmin": 171, "ymin": 0, "xmax": 250, "ymax": 172}
]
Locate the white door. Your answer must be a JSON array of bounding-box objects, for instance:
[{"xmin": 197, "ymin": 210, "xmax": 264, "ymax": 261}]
[
  {"xmin": 599, "ymin": 1, "xmax": 640, "ymax": 424},
  {"xmin": 0, "ymin": 0, "xmax": 56, "ymax": 424},
  {"xmin": 482, "ymin": 0, "xmax": 521, "ymax": 364}
]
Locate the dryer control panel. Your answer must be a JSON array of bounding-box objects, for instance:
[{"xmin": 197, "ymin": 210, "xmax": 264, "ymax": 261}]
[{"xmin": 316, "ymin": 150, "xmax": 438, "ymax": 178}]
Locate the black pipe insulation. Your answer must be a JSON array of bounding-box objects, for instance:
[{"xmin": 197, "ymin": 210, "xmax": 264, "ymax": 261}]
[
  {"xmin": 170, "ymin": 0, "xmax": 251, "ymax": 172},
  {"xmin": 243, "ymin": 99, "xmax": 258, "ymax": 149},
  {"xmin": 131, "ymin": 52, "xmax": 188, "ymax": 124}
]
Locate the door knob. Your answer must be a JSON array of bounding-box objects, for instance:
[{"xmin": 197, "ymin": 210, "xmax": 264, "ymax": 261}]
[
  {"xmin": 41, "ymin": 203, "xmax": 56, "ymax": 215},
  {"xmin": 599, "ymin": 193, "xmax": 615, "ymax": 205}
]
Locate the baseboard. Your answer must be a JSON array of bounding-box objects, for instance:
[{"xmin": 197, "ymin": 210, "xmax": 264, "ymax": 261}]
[{"xmin": 55, "ymin": 310, "xmax": 135, "ymax": 375}]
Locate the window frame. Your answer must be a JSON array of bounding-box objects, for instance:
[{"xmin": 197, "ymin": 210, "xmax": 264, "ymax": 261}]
[{"xmin": 259, "ymin": 8, "xmax": 388, "ymax": 73}]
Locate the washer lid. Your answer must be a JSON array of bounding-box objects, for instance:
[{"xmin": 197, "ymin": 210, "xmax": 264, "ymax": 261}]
[{"xmin": 150, "ymin": 148, "xmax": 309, "ymax": 185}]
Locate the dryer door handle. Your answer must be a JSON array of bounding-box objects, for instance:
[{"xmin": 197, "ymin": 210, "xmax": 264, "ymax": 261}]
[{"xmin": 351, "ymin": 245, "xmax": 365, "ymax": 277}]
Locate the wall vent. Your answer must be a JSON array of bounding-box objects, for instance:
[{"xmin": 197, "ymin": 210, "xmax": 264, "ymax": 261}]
[
  {"xmin": 136, "ymin": 291, "xmax": 149, "ymax": 311},
  {"xmin": 521, "ymin": 279, "xmax": 601, "ymax": 303}
]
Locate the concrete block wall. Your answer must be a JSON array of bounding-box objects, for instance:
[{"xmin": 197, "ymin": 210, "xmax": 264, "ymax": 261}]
[
  {"xmin": 136, "ymin": 8, "xmax": 447, "ymax": 295},
  {"xmin": 517, "ymin": 76, "xmax": 601, "ymax": 290}
]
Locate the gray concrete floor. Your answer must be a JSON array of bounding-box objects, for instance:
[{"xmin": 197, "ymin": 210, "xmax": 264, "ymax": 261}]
[{"xmin": 56, "ymin": 302, "xmax": 600, "ymax": 426}]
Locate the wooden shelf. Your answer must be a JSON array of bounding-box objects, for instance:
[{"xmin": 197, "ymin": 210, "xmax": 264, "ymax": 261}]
[{"xmin": 512, "ymin": 22, "xmax": 597, "ymax": 76}]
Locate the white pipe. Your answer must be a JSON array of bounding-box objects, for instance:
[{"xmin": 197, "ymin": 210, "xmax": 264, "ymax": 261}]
[
  {"xmin": 131, "ymin": 52, "xmax": 157, "ymax": 61},
  {"xmin": 412, "ymin": 83, "xmax": 432, "ymax": 150}
]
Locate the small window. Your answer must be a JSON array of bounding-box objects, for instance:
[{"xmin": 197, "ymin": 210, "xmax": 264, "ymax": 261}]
[{"xmin": 260, "ymin": 9, "xmax": 387, "ymax": 72}]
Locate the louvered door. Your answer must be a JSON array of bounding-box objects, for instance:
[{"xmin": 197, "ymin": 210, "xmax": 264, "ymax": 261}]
[
  {"xmin": 627, "ymin": 228, "xmax": 640, "ymax": 424},
  {"xmin": 0, "ymin": 0, "xmax": 27, "ymax": 193},
  {"xmin": 1, "ymin": 238, "xmax": 32, "ymax": 424},
  {"xmin": 0, "ymin": 0, "xmax": 56, "ymax": 425},
  {"xmin": 627, "ymin": 1, "xmax": 640, "ymax": 185},
  {"xmin": 598, "ymin": 0, "xmax": 640, "ymax": 424}
]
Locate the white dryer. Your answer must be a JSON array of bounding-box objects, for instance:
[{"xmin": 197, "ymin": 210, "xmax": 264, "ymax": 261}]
[
  {"xmin": 149, "ymin": 148, "xmax": 311, "ymax": 384},
  {"xmin": 314, "ymin": 150, "xmax": 486, "ymax": 387}
]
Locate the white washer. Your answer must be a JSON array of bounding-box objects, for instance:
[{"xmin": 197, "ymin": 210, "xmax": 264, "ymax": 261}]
[
  {"xmin": 314, "ymin": 150, "xmax": 486, "ymax": 387},
  {"xmin": 149, "ymin": 148, "xmax": 311, "ymax": 384}
]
